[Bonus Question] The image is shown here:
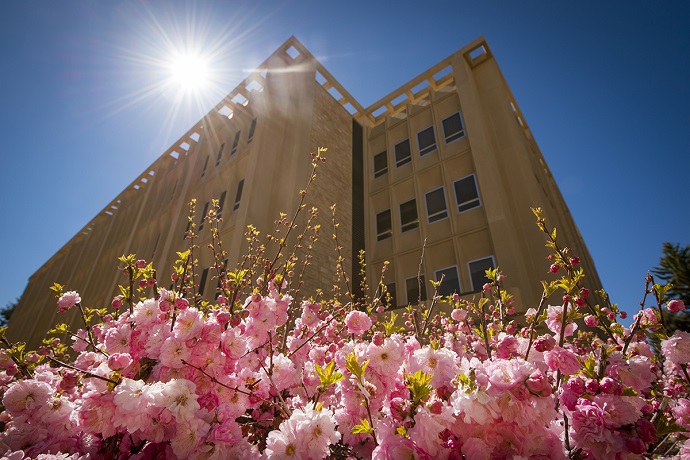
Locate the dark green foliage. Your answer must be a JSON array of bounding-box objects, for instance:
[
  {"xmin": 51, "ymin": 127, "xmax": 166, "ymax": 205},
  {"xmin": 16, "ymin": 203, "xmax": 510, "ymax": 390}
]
[
  {"xmin": 653, "ymin": 243, "xmax": 690, "ymax": 304},
  {"xmin": 0, "ymin": 298, "xmax": 17, "ymax": 327}
]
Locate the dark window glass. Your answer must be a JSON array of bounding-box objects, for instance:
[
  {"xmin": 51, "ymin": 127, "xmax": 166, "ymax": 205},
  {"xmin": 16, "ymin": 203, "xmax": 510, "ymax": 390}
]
[
  {"xmin": 216, "ymin": 143, "xmax": 225, "ymax": 166},
  {"xmin": 231, "ymin": 131, "xmax": 241, "ymax": 154},
  {"xmin": 247, "ymin": 119, "xmax": 257, "ymax": 144},
  {"xmin": 442, "ymin": 112, "xmax": 465, "ymax": 143},
  {"xmin": 435, "ymin": 267, "xmax": 461, "ymax": 297},
  {"xmin": 201, "ymin": 155, "xmax": 210, "ymax": 177},
  {"xmin": 406, "ymin": 275, "xmax": 427, "ymax": 305},
  {"xmin": 417, "ymin": 127, "xmax": 437, "ymax": 156},
  {"xmin": 217, "ymin": 191, "xmax": 227, "ymax": 219},
  {"xmin": 385, "ymin": 282, "xmax": 397, "ymax": 309},
  {"xmin": 374, "ymin": 151, "xmax": 388, "ymax": 178},
  {"xmin": 198, "ymin": 201, "xmax": 210, "ymax": 231},
  {"xmin": 199, "ymin": 267, "xmax": 209, "ymax": 297},
  {"xmin": 233, "ymin": 179, "xmax": 244, "ymax": 211},
  {"xmin": 400, "ymin": 199, "xmax": 418, "ymax": 232},
  {"xmin": 425, "ymin": 187, "xmax": 448, "ymax": 223},
  {"xmin": 469, "ymin": 257, "xmax": 495, "ymax": 292},
  {"xmin": 395, "ymin": 139, "xmax": 411, "ymax": 167},
  {"xmin": 454, "ymin": 175, "xmax": 481, "ymax": 212},
  {"xmin": 376, "ymin": 209, "xmax": 392, "ymax": 241}
]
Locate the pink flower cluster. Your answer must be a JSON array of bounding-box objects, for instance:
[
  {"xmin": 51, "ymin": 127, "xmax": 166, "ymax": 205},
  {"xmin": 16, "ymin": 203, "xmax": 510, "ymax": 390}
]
[{"xmin": 2, "ymin": 276, "xmax": 690, "ymax": 459}]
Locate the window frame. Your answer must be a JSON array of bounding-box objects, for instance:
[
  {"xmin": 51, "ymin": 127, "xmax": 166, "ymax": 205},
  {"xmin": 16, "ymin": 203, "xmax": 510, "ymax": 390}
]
[
  {"xmin": 453, "ymin": 174, "xmax": 481, "ymax": 213},
  {"xmin": 198, "ymin": 201, "xmax": 210, "ymax": 231},
  {"xmin": 434, "ymin": 266, "xmax": 461, "ymax": 297},
  {"xmin": 394, "ymin": 139, "xmax": 412, "ymax": 167},
  {"xmin": 468, "ymin": 256, "xmax": 496, "ymax": 292},
  {"xmin": 376, "ymin": 209, "xmax": 392, "ymax": 241},
  {"xmin": 199, "ymin": 267, "xmax": 210, "ymax": 297},
  {"xmin": 216, "ymin": 191, "xmax": 227, "ymax": 219},
  {"xmin": 399, "ymin": 198, "xmax": 419, "ymax": 233},
  {"xmin": 424, "ymin": 186, "xmax": 449, "ymax": 223},
  {"xmin": 233, "ymin": 179, "xmax": 245, "ymax": 211},
  {"xmin": 373, "ymin": 151, "xmax": 388, "ymax": 178},
  {"xmin": 215, "ymin": 143, "xmax": 225, "ymax": 167},
  {"xmin": 441, "ymin": 112, "xmax": 466, "ymax": 144},
  {"xmin": 247, "ymin": 118, "xmax": 257, "ymax": 144},
  {"xmin": 417, "ymin": 125, "xmax": 437, "ymax": 156},
  {"xmin": 231, "ymin": 131, "xmax": 241, "ymax": 155},
  {"xmin": 406, "ymin": 275, "xmax": 427, "ymax": 306}
]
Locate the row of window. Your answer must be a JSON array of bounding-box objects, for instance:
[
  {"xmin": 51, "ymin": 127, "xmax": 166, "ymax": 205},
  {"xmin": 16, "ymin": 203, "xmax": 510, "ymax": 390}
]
[
  {"xmin": 201, "ymin": 118, "xmax": 257, "ymax": 177},
  {"xmin": 381, "ymin": 256, "xmax": 495, "ymax": 308},
  {"xmin": 373, "ymin": 112, "xmax": 466, "ymax": 178},
  {"xmin": 185, "ymin": 179, "xmax": 244, "ymax": 237},
  {"xmin": 376, "ymin": 174, "xmax": 481, "ymax": 240}
]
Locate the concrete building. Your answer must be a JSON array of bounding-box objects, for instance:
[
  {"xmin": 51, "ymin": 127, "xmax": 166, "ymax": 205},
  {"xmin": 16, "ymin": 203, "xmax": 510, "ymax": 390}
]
[{"xmin": 8, "ymin": 36, "xmax": 603, "ymax": 349}]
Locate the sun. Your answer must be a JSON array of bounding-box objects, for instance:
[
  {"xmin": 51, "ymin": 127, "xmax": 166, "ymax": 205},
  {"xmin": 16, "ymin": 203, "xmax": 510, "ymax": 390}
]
[{"xmin": 168, "ymin": 52, "xmax": 210, "ymax": 92}]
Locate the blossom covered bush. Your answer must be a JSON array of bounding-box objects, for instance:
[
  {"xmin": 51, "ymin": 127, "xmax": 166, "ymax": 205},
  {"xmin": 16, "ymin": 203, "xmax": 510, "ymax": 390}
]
[{"xmin": 1, "ymin": 150, "xmax": 689, "ymax": 459}]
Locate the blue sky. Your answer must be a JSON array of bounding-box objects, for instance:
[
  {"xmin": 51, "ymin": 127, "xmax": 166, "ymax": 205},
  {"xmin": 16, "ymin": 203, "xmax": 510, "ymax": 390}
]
[{"xmin": 1, "ymin": 1, "xmax": 688, "ymax": 325}]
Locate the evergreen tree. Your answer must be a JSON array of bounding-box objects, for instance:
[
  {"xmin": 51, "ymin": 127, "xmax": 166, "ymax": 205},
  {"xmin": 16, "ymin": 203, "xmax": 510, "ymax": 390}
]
[
  {"xmin": 0, "ymin": 298, "xmax": 17, "ymax": 328},
  {"xmin": 653, "ymin": 242, "xmax": 690, "ymax": 304},
  {"xmin": 653, "ymin": 242, "xmax": 690, "ymax": 333}
]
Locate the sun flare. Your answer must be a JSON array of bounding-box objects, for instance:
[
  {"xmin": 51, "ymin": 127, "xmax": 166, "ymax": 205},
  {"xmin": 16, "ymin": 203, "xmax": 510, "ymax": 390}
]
[{"xmin": 168, "ymin": 53, "xmax": 209, "ymax": 91}]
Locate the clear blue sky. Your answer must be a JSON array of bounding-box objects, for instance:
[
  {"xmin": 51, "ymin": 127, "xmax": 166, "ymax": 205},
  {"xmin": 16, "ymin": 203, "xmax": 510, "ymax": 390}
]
[{"xmin": 1, "ymin": 1, "xmax": 688, "ymax": 325}]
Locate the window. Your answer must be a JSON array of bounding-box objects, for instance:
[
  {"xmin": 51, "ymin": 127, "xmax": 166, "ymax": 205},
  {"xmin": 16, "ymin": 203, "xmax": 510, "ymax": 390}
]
[
  {"xmin": 454, "ymin": 174, "xmax": 481, "ymax": 213},
  {"xmin": 170, "ymin": 179, "xmax": 178, "ymax": 201},
  {"xmin": 201, "ymin": 156, "xmax": 210, "ymax": 177},
  {"xmin": 231, "ymin": 131, "xmax": 241, "ymax": 155},
  {"xmin": 247, "ymin": 118, "xmax": 257, "ymax": 144},
  {"xmin": 382, "ymin": 283, "xmax": 397, "ymax": 309},
  {"xmin": 435, "ymin": 267, "xmax": 461, "ymax": 297},
  {"xmin": 400, "ymin": 199, "xmax": 418, "ymax": 232},
  {"xmin": 215, "ymin": 259, "xmax": 228, "ymax": 299},
  {"xmin": 233, "ymin": 179, "xmax": 244, "ymax": 211},
  {"xmin": 469, "ymin": 256, "xmax": 495, "ymax": 292},
  {"xmin": 417, "ymin": 126, "xmax": 437, "ymax": 156},
  {"xmin": 198, "ymin": 201, "xmax": 210, "ymax": 231},
  {"xmin": 183, "ymin": 220, "xmax": 191, "ymax": 239},
  {"xmin": 395, "ymin": 139, "xmax": 411, "ymax": 167},
  {"xmin": 425, "ymin": 187, "xmax": 448, "ymax": 223},
  {"xmin": 215, "ymin": 143, "xmax": 225, "ymax": 167},
  {"xmin": 376, "ymin": 209, "xmax": 392, "ymax": 241},
  {"xmin": 406, "ymin": 275, "xmax": 427, "ymax": 305},
  {"xmin": 442, "ymin": 112, "xmax": 465, "ymax": 143},
  {"xmin": 150, "ymin": 233, "xmax": 160, "ymax": 259},
  {"xmin": 199, "ymin": 267, "xmax": 209, "ymax": 297},
  {"xmin": 373, "ymin": 151, "xmax": 388, "ymax": 178},
  {"xmin": 217, "ymin": 191, "xmax": 227, "ymax": 219}
]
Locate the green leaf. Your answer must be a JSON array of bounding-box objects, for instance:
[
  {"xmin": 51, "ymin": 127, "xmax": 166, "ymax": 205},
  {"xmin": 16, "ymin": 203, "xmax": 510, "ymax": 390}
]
[
  {"xmin": 406, "ymin": 369, "xmax": 434, "ymax": 405},
  {"xmin": 351, "ymin": 418, "xmax": 374, "ymax": 435},
  {"xmin": 345, "ymin": 352, "xmax": 369, "ymax": 382},
  {"xmin": 315, "ymin": 360, "xmax": 344, "ymax": 389}
]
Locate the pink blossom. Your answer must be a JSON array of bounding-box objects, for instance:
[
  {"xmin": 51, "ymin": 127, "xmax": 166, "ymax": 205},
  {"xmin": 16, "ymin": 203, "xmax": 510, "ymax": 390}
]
[
  {"xmin": 544, "ymin": 346, "xmax": 581, "ymax": 375},
  {"xmin": 451, "ymin": 308, "xmax": 467, "ymax": 322},
  {"xmin": 345, "ymin": 310, "xmax": 372, "ymax": 335},
  {"xmin": 172, "ymin": 307, "xmax": 204, "ymax": 342},
  {"xmin": 525, "ymin": 370, "xmax": 552, "ymax": 397},
  {"xmin": 161, "ymin": 378, "xmax": 200, "ymax": 421},
  {"xmin": 584, "ymin": 315, "xmax": 598, "ymax": 327},
  {"xmin": 3, "ymin": 380, "xmax": 52, "ymax": 417},
  {"xmin": 107, "ymin": 353, "xmax": 133, "ymax": 372},
  {"xmin": 104, "ymin": 323, "xmax": 132, "ymax": 354},
  {"xmin": 667, "ymin": 299, "xmax": 686, "ymax": 313},
  {"xmin": 661, "ymin": 330, "xmax": 690, "ymax": 364},
  {"xmin": 545, "ymin": 305, "xmax": 577, "ymax": 337},
  {"xmin": 57, "ymin": 291, "xmax": 80, "ymax": 313}
]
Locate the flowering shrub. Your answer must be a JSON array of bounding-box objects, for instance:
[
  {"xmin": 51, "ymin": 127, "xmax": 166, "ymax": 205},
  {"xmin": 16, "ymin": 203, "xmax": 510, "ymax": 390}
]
[{"xmin": 1, "ymin": 150, "xmax": 689, "ymax": 459}]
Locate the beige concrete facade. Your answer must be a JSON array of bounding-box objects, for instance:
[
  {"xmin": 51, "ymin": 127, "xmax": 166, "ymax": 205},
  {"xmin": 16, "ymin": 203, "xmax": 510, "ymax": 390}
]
[{"xmin": 9, "ymin": 37, "xmax": 603, "ymax": 349}]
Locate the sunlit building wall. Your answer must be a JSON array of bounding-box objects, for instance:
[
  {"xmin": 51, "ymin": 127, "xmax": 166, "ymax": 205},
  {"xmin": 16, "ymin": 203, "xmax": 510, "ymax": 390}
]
[{"xmin": 9, "ymin": 37, "xmax": 603, "ymax": 349}]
